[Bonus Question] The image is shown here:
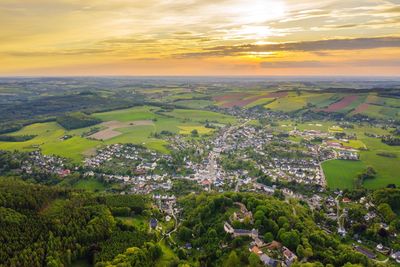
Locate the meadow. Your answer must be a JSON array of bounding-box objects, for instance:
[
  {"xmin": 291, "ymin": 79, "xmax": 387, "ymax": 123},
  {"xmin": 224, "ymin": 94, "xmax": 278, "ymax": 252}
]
[{"xmin": 322, "ymin": 159, "xmax": 366, "ymax": 189}]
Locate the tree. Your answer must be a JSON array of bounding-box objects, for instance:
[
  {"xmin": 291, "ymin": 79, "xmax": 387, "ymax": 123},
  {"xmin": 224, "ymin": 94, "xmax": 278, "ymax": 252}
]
[
  {"xmin": 263, "ymin": 232, "xmax": 274, "ymax": 243},
  {"xmin": 248, "ymin": 253, "xmax": 262, "ymax": 267},
  {"xmin": 177, "ymin": 226, "xmax": 192, "ymax": 242},
  {"xmin": 191, "ymin": 129, "xmax": 199, "ymax": 137},
  {"xmin": 224, "ymin": 251, "xmax": 241, "ymax": 267},
  {"xmin": 280, "ymin": 230, "xmax": 300, "ymax": 251},
  {"xmin": 377, "ymin": 203, "xmax": 396, "ymax": 222}
]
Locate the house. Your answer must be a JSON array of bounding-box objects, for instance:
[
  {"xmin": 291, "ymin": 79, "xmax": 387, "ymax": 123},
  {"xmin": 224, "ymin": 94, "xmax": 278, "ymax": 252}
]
[
  {"xmin": 282, "ymin": 247, "xmax": 297, "ymax": 266},
  {"xmin": 354, "ymin": 246, "xmax": 376, "ymax": 259},
  {"xmin": 58, "ymin": 169, "xmax": 71, "ymax": 177},
  {"xmin": 249, "ymin": 245, "xmax": 262, "ymax": 255},
  {"xmin": 149, "ymin": 218, "xmax": 158, "ymax": 230},
  {"xmin": 260, "ymin": 253, "xmax": 280, "ymax": 267},
  {"xmin": 375, "ymin": 244, "xmax": 390, "ymax": 255},
  {"xmin": 391, "ymin": 251, "xmax": 400, "ymax": 263},
  {"xmin": 342, "ymin": 197, "xmax": 351, "ymax": 203}
]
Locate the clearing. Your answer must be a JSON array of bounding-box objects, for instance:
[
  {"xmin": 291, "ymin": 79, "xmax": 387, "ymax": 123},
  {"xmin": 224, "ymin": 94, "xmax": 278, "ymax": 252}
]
[{"xmin": 322, "ymin": 159, "xmax": 366, "ymax": 189}]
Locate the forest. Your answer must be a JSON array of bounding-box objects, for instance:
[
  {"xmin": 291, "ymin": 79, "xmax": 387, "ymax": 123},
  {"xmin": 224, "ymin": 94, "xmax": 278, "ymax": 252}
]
[{"xmin": 0, "ymin": 178, "xmax": 158, "ymax": 267}]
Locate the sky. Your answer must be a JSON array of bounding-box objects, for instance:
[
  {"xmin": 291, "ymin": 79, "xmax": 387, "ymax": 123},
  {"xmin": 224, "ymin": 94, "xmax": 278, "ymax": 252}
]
[{"xmin": 0, "ymin": 0, "xmax": 399, "ymax": 76}]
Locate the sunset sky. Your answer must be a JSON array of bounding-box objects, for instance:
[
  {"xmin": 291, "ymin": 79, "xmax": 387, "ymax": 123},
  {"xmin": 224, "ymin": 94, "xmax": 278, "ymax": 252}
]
[{"xmin": 1, "ymin": 0, "xmax": 399, "ymax": 76}]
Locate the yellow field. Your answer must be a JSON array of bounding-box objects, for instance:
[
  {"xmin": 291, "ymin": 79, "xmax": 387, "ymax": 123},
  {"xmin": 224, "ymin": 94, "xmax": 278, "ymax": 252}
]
[{"xmin": 178, "ymin": 126, "xmax": 213, "ymax": 135}]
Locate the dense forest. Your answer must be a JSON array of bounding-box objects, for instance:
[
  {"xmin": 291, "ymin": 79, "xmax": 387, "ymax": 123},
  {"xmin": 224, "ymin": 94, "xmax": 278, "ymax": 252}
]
[
  {"xmin": 1, "ymin": 176, "xmax": 400, "ymax": 266},
  {"xmin": 0, "ymin": 178, "xmax": 157, "ymax": 267},
  {"xmin": 56, "ymin": 112, "xmax": 102, "ymax": 130}
]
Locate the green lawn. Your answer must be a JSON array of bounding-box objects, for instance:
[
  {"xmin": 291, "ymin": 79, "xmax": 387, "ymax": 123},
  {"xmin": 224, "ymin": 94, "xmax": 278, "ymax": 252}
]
[
  {"xmin": 174, "ymin": 99, "xmax": 214, "ymax": 109},
  {"xmin": 73, "ymin": 179, "xmax": 106, "ymax": 191},
  {"xmin": 179, "ymin": 125, "xmax": 214, "ymax": 135},
  {"xmin": 165, "ymin": 109, "xmax": 236, "ymax": 124},
  {"xmin": 155, "ymin": 240, "xmax": 179, "ymax": 267},
  {"xmin": 322, "ymin": 159, "xmax": 366, "ymax": 189},
  {"xmin": 117, "ymin": 216, "xmax": 148, "ymax": 231},
  {"xmin": 93, "ymin": 106, "xmax": 159, "ymax": 122},
  {"xmin": 0, "ymin": 122, "xmax": 101, "ymax": 162}
]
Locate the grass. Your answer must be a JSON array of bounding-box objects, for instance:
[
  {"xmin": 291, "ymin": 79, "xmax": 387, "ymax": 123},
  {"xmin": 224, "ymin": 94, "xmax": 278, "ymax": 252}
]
[
  {"xmin": 265, "ymin": 94, "xmax": 307, "ymax": 112},
  {"xmin": 179, "ymin": 125, "xmax": 214, "ymax": 135},
  {"xmin": 353, "ymin": 104, "xmax": 399, "ymax": 119},
  {"xmin": 155, "ymin": 240, "xmax": 179, "ymax": 267},
  {"xmin": 322, "ymin": 159, "xmax": 366, "ymax": 189},
  {"xmin": 93, "ymin": 106, "xmax": 159, "ymax": 122},
  {"xmin": 329, "ymin": 126, "xmax": 344, "ymax": 133},
  {"xmin": 332, "ymin": 139, "xmax": 366, "ymax": 149},
  {"xmin": 118, "ymin": 215, "xmax": 148, "ymax": 231},
  {"xmin": 174, "ymin": 99, "xmax": 214, "ymax": 109},
  {"xmin": 73, "ymin": 179, "xmax": 106, "ymax": 191},
  {"xmin": 264, "ymin": 92, "xmax": 338, "ymax": 112},
  {"xmin": 165, "ymin": 109, "xmax": 236, "ymax": 124},
  {"xmin": 245, "ymin": 97, "xmax": 275, "ymax": 108},
  {"xmin": 0, "ymin": 122, "xmax": 101, "ymax": 162}
]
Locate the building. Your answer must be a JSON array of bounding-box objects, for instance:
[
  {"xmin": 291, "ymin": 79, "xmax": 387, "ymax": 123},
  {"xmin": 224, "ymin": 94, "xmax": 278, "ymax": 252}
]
[
  {"xmin": 282, "ymin": 247, "xmax": 297, "ymax": 266},
  {"xmin": 149, "ymin": 218, "xmax": 158, "ymax": 230}
]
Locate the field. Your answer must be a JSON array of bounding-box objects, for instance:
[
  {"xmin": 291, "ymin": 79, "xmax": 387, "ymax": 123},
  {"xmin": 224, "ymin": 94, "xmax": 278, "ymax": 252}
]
[
  {"xmin": 213, "ymin": 91, "xmax": 287, "ymax": 108},
  {"xmin": 322, "ymin": 159, "xmax": 366, "ymax": 189},
  {"xmin": 265, "ymin": 92, "xmax": 339, "ymax": 112},
  {"xmin": 174, "ymin": 99, "xmax": 214, "ymax": 109},
  {"xmin": 117, "ymin": 216, "xmax": 148, "ymax": 231},
  {"xmin": 322, "ymin": 95, "xmax": 360, "ymax": 112},
  {"xmin": 73, "ymin": 179, "xmax": 106, "ymax": 191},
  {"xmin": 178, "ymin": 126, "xmax": 214, "ymax": 135},
  {"xmin": 0, "ymin": 105, "xmax": 235, "ymax": 162},
  {"xmin": 155, "ymin": 240, "xmax": 179, "ymax": 267},
  {"xmin": 0, "ymin": 122, "xmax": 101, "ymax": 162},
  {"xmin": 89, "ymin": 120, "xmax": 154, "ymax": 140}
]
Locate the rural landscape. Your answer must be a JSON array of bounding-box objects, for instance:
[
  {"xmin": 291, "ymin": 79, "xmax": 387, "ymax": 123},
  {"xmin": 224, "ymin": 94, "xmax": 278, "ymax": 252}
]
[
  {"xmin": 1, "ymin": 0, "xmax": 400, "ymax": 266},
  {"xmin": 1, "ymin": 77, "xmax": 400, "ymax": 267}
]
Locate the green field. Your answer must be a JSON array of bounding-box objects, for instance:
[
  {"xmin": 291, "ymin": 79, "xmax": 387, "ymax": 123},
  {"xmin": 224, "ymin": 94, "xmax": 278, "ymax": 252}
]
[
  {"xmin": 118, "ymin": 216, "xmax": 148, "ymax": 231},
  {"xmin": 0, "ymin": 122, "xmax": 101, "ymax": 162},
  {"xmin": 179, "ymin": 125, "xmax": 214, "ymax": 135},
  {"xmin": 265, "ymin": 92, "xmax": 338, "ymax": 112},
  {"xmin": 322, "ymin": 159, "xmax": 366, "ymax": 189},
  {"xmin": 93, "ymin": 106, "xmax": 159, "ymax": 122},
  {"xmin": 73, "ymin": 179, "xmax": 106, "ymax": 191},
  {"xmin": 156, "ymin": 240, "xmax": 179, "ymax": 267},
  {"xmin": 174, "ymin": 99, "xmax": 214, "ymax": 109}
]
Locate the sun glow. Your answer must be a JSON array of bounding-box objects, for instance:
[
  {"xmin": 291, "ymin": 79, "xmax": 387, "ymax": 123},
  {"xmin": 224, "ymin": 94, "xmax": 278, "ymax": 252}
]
[{"xmin": 227, "ymin": 0, "xmax": 286, "ymax": 24}]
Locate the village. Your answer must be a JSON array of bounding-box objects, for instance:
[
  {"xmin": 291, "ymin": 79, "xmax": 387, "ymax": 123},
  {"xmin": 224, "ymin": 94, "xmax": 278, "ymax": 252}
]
[{"xmin": 10, "ymin": 110, "xmax": 399, "ymax": 266}]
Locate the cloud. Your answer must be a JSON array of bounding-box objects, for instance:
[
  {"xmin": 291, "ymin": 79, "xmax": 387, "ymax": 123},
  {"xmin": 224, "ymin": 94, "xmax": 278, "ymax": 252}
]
[
  {"xmin": 259, "ymin": 59, "xmax": 400, "ymax": 69},
  {"xmin": 4, "ymin": 48, "xmax": 112, "ymax": 57},
  {"xmin": 176, "ymin": 36, "xmax": 400, "ymax": 58},
  {"xmin": 260, "ymin": 61, "xmax": 327, "ymax": 68}
]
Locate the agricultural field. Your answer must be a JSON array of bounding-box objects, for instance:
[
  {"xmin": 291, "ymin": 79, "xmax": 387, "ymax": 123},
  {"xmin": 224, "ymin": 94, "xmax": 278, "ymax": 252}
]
[
  {"xmin": 322, "ymin": 159, "xmax": 366, "ymax": 189},
  {"xmin": 0, "ymin": 122, "xmax": 100, "ymax": 162},
  {"xmin": 213, "ymin": 91, "xmax": 287, "ymax": 108},
  {"xmin": 174, "ymin": 99, "xmax": 214, "ymax": 109},
  {"xmin": 178, "ymin": 126, "xmax": 214, "ymax": 135}
]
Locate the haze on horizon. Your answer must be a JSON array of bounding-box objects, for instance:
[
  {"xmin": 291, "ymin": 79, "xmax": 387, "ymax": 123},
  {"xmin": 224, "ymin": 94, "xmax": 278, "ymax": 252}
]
[{"xmin": 1, "ymin": 0, "xmax": 400, "ymax": 76}]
